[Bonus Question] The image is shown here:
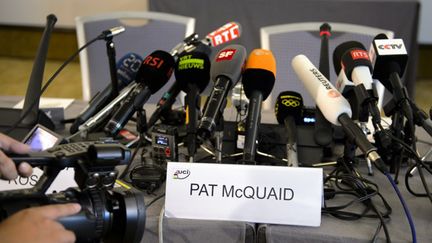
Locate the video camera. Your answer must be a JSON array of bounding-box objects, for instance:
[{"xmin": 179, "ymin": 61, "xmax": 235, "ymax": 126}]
[{"xmin": 0, "ymin": 141, "xmax": 146, "ymax": 243}]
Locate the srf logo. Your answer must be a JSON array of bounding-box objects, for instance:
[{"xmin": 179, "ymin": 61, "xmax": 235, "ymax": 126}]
[
  {"xmin": 216, "ymin": 49, "xmax": 236, "ymax": 62},
  {"xmin": 173, "ymin": 169, "xmax": 191, "ymax": 179},
  {"xmin": 350, "ymin": 50, "xmax": 369, "ymax": 60}
]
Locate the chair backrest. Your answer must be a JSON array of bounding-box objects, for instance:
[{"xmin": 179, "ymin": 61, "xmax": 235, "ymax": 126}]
[
  {"xmin": 260, "ymin": 22, "xmax": 394, "ymax": 111},
  {"xmin": 76, "ymin": 11, "xmax": 195, "ymax": 102}
]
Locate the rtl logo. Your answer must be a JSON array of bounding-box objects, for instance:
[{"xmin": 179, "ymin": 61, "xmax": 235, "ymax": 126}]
[
  {"xmin": 216, "ymin": 49, "xmax": 236, "ymax": 62},
  {"xmin": 143, "ymin": 55, "xmax": 165, "ymax": 68},
  {"xmin": 350, "ymin": 49, "xmax": 369, "ymax": 60}
]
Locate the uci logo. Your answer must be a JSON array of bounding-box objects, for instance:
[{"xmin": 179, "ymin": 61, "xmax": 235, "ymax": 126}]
[
  {"xmin": 282, "ymin": 98, "xmax": 300, "ymax": 107},
  {"xmin": 173, "ymin": 169, "xmax": 191, "ymax": 179}
]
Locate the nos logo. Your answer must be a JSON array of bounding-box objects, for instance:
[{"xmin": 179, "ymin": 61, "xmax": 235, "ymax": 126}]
[
  {"xmin": 216, "ymin": 49, "xmax": 236, "ymax": 62},
  {"xmin": 173, "ymin": 169, "xmax": 191, "ymax": 179}
]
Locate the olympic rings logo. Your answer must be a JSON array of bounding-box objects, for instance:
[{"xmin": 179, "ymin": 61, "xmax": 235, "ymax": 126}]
[{"xmin": 281, "ymin": 98, "xmax": 300, "ymax": 107}]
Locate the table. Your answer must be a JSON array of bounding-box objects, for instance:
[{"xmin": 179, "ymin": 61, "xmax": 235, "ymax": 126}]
[{"xmin": 1, "ymin": 97, "xmax": 431, "ymax": 243}]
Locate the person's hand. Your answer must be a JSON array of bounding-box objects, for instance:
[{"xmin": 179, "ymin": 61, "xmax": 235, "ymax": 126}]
[
  {"xmin": 0, "ymin": 133, "xmax": 32, "ymax": 180},
  {"xmin": 0, "ymin": 203, "xmax": 81, "ymax": 243}
]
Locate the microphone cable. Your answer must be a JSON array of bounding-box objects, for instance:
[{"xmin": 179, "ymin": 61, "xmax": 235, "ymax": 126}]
[
  {"xmin": 4, "ymin": 35, "xmax": 100, "ymax": 136},
  {"xmin": 375, "ymin": 123, "xmax": 421, "ymax": 243},
  {"xmin": 322, "ymin": 160, "xmax": 392, "ymax": 243}
]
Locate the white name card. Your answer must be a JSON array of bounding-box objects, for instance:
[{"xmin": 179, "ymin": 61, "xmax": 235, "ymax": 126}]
[
  {"xmin": 0, "ymin": 168, "xmax": 77, "ymax": 193},
  {"xmin": 165, "ymin": 162, "xmax": 323, "ymax": 227}
]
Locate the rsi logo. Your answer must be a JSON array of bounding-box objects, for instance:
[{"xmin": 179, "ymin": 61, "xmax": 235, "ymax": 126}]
[
  {"xmin": 143, "ymin": 55, "xmax": 165, "ymax": 68},
  {"xmin": 173, "ymin": 169, "xmax": 190, "ymax": 179},
  {"xmin": 350, "ymin": 50, "xmax": 369, "ymax": 60},
  {"xmin": 378, "ymin": 44, "xmax": 403, "ymax": 50},
  {"xmin": 216, "ymin": 49, "xmax": 236, "ymax": 62}
]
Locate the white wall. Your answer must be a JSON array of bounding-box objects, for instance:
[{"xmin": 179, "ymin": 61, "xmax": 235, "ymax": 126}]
[
  {"xmin": 418, "ymin": 0, "xmax": 432, "ymax": 44},
  {"xmin": 0, "ymin": 0, "xmax": 149, "ymax": 28}
]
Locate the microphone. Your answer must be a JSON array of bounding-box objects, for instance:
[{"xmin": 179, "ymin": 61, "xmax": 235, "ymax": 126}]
[
  {"xmin": 333, "ymin": 41, "xmax": 381, "ymax": 124},
  {"xmin": 241, "ymin": 49, "xmax": 276, "ymax": 164},
  {"xmin": 98, "ymin": 26, "xmax": 126, "ymax": 40},
  {"xmin": 292, "ymin": 54, "xmax": 388, "ymax": 173},
  {"xmin": 197, "ymin": 44, "xmax": 247, "ymax": 141},
  {"xmin": 275, "ymin": 91, "xmax": 303, "ymax": 167},
  {"xmin": 148, "ymin": 22, "xmax": 242, "ymax": 128},
  {"xmin": 104, "ymin": 50, "xmax": 175, "ymax": 136},
  {"xmin": 174, "ymin": 49, "xmax": 211, "ymax": 159},
  {"xmin": 70, "ymin": 53, "xmax": 143, "ymax": 133}
]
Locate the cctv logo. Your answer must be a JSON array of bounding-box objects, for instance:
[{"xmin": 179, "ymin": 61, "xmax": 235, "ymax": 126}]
[
  {"xmin": 216, "ymin": 49, "xmax": 236, "ymax": 62},
  {"xmin": 378, "ymin": 44, "xmax": 403, "ymax": 50}
]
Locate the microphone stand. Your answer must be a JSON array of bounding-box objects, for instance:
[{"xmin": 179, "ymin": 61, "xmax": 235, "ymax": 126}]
[
  {"xmin": 185, "ymin": 85, "xmax": 200, "ymax": 162},
  {"xmin": 214, "ymin": 112, "xmax": 224, "ymax": 163},
  {"xmin": 104, "ymin": 36, "xmax": 119, "ymax": 98}
]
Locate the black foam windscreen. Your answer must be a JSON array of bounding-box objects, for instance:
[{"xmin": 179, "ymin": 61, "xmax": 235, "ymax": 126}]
[
  {"xmin": 174, "ymin": 50, "xmax": 211, "ymax": 93},
  {"xmin": 333, "ymin": 41, "xmax": 365, "ymax": 74},
  {"xmin": 274, "ymin": 91, "xmax": 303, "ymax": 125},
  {"xmin": 136, "ymin": 50, "xmax": 175, "ymax": 94},
  {"xmin": 210, "ymin": 44, "xmax": 247, "ymax": 85},
  {"xmin": 370, "ymin": 33, "xmax": 408, "ymax": 83},
  {"xmin": 242, "ymin": 69, "xmax": 275, "ymax": 100}
]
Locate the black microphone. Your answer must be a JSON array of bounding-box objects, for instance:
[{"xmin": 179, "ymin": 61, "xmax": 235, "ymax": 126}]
[
  {"xmin": 242, "ymin": 49, "xmax": 276, "ymax": 164},
  {"xmin": 314, "ymin": 23, "xmax": 333, "ymax": 147},
  {"xmin": 104, "ymin": 50, "xmax": 175, "ymax": 136},
  {"xmin": 197, "ymin": 44, "xmax": 247, "ymax": 141},
  {"xmin": 70, "ymin": 53, "xmax": 143, "ymax": 133},
  {"xmin": 20, "ymin": 14, "xmax": 57, "ymax": 127},
  {"xmin": 275, "ymin": 91, "xmax": 303, "ymax": 167},
  {"xmin": 333, "ymin": 41, "xmax": 381, "ymax": 124},
  {"xmin": 174, "ymin": 49, "xmax": 211, "ymax": 159}
]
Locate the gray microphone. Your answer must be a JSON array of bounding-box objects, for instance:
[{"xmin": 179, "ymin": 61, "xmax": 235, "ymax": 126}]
[{"xmin": 197, "ymin": 44, "xmax": 247, "ymax": 140}]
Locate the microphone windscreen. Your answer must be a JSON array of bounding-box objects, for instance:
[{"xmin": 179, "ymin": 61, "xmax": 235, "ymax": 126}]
[
  {"xmin": 333, "ymin": 41, "xmax": 365, "ymax": 74},
  {"xmin": 174, "ymin": 50, "xmax": 211, "ymax": 93},
  {"xmin": 136, "ymin": 50, "xmax": 175, "ymax": 94},
  {"xmin": 274, "ymin": 91, "xmax": 303, "ymax": 125},
  {"xmin": 242, "ymin": 49, "xmax": 276, "ymax": 100},
  {"xmin": 210, "ymin": 44, "xmax": 247, "ymax": 85},
  {"xmin": 116, "ymin": 53, "xmax": 143, "ymax": 86},
  {"xmin": 374, "ymin": 33, "xmax": 389, "ymax": 40}
]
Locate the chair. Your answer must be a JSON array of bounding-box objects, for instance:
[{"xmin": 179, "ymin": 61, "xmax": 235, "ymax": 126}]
[
  {"xmin": 260, "ymin": 22, "xmax": 394, "ymax": 110},
  {"xmin": 75, "ymin": 11, "xmax": 195, "ymax": 102}
]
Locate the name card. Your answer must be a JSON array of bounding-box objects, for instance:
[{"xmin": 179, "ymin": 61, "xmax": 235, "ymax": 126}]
[{"xmin": 165, "ymin": 162, "xmax": 323, "ymax": 227}]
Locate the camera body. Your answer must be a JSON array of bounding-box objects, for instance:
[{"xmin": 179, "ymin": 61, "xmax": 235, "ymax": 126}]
[{"xmin": 0, "ymin": 141, "xmax": 146, "ymax": 243}]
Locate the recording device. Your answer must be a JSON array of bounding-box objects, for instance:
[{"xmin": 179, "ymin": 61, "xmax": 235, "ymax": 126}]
[
  {"xmin": 151, "ymin": 124, "xmax": 179, "ymax": 163},
  {"xmin": 22, "ymin": 124, "xmax": 63, "ymax": 151},
  {"xmin": 275, "ymin": 91, "xmax": 303, "ymax": 167},
  {"xmin": 70, "ymin": 53, "xmax": 143, "ymax": 134},
  {"xmin": 292, "ymin": 54, "xmax": 388, "ymax": 173},
  {"xmin": 197, "ymin": 44, "xmax": 247, "ymax": 141},
  {"xmin": 1, "ymin": 142, "xmax": 145, "ymax": 243},
  {"xmin": 104, "ymin": 50, "xmax": 175, "ymax": 136},
  {"xmin": 0, "ymin": 14, "xmax": 57, "ymax": 140},
  {"xmin": 242, "ymin": 49, "xmax": 276, "ymax": 164}
]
